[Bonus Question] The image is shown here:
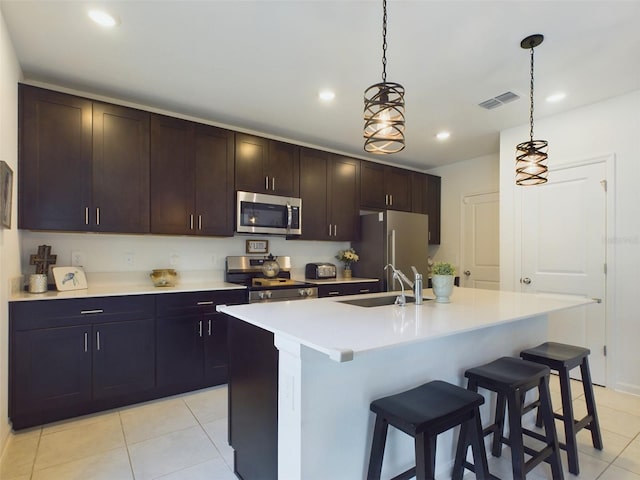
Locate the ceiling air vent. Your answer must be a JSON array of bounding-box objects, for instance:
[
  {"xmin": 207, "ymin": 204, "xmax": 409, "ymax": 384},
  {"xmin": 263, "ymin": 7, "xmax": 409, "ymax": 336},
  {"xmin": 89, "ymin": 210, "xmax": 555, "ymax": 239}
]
[{"xmin": 478, "ymin": 91, "xmax": 520, "ymax": 110}]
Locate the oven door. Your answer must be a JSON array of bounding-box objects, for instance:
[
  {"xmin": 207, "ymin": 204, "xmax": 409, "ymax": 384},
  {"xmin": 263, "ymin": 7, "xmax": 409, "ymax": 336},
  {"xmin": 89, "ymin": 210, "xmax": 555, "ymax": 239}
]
[{"xmin": 236, "ymin": 191, "xmax": 301, "ymax": 235}]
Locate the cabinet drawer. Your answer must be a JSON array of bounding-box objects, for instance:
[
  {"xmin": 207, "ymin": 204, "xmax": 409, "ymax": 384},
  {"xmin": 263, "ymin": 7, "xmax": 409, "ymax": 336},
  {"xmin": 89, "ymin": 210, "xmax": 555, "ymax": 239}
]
[
  {"xmin": 318, "ymin": 281, "xmax": 381, "ymax": 297},
  {"xmin": 10, "ymin": 295, "xmax": 155, "ymax": 330},
  {"xmin": 156, "ymin": 289, "xmax": 246, "ymax": 317}
]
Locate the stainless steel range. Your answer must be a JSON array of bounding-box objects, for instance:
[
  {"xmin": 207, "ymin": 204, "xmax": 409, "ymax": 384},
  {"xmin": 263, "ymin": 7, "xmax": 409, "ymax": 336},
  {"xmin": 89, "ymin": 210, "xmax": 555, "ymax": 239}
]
[{"xmin": 225, "ymin": 255, "xmax": 318, "ymax": 303}]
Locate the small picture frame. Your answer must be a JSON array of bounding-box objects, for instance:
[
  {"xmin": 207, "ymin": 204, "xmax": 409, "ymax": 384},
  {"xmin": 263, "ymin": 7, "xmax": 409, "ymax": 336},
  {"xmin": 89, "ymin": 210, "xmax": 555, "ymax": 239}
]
[
  {"xmin": 52, "ymin": 266, "xmax": 88, "ymax": 291},
  {"xmin": 0, "ymin": 160, "xmax": 13, "ymax": 229},
  {"xmin": 246, "ymin": 239, "xmax": 269, "ymax": 254}
]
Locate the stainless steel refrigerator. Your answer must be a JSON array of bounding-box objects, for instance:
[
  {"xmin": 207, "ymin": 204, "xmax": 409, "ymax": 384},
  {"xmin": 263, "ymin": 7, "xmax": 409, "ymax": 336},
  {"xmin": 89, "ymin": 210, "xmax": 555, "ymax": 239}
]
[{"xmin": 353, "ymin": 210, "xmax": 430, "ymax": 291}]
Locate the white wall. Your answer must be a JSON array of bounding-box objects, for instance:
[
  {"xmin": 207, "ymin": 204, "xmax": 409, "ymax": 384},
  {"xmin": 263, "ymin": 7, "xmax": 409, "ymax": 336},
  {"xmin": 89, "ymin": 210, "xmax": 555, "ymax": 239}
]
[
  {"xmin": 427, "ymin": 153, "xmax": 499, "ymax": 270},
  {"xmin": 20, "ymin": 231, "xmax": 348, "ymax": 283},
  {"xmin": 0, "ymin": 7, "xmax": 22, "ymax": 454},
  {"xmin": 500, "ymin": 90, "xmax": 640, "ymax": 395}
]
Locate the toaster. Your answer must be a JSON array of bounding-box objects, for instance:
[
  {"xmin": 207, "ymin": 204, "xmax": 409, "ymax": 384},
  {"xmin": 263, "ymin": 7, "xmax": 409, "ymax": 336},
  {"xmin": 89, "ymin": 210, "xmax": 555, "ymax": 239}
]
[{"xmin": 305, "ymin": 262, "xmax": 337, "ymax": 279}]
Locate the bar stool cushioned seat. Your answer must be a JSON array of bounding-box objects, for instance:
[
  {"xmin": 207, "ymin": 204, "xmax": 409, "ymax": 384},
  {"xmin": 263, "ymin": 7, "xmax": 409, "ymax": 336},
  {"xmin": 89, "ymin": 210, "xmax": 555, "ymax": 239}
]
[
  {"xmin": 456, "ymin": 356, "xmax": 564, "ymax": 480},
  {"xmin": 520, "ymin": 342, "xmax": 603, "ymax": 475},
  {"xmin": 367, "ymin": 380, "xmax": 490, "ymax": 480}
]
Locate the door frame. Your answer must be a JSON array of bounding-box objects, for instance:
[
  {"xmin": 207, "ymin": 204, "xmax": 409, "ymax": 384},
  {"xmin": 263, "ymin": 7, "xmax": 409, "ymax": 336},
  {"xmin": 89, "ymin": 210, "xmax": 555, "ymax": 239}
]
[{"xmin": 513, "ymin": 153, "xmax": 616, "ymax": 387}]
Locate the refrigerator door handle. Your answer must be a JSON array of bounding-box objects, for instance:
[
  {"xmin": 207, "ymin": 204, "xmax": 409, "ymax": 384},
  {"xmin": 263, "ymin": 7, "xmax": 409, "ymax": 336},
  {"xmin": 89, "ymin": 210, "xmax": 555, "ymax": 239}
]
[{"xmin": 388, "ymin": 229, "xmax": 396, "ymax": 288}]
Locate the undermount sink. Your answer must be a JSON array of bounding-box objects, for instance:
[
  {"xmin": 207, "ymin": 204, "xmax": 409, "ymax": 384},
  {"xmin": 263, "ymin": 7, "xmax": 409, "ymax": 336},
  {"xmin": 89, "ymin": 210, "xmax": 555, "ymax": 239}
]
[{"xmin": 339, "ymin": 295, "xmax": 422, "ymax": 308}]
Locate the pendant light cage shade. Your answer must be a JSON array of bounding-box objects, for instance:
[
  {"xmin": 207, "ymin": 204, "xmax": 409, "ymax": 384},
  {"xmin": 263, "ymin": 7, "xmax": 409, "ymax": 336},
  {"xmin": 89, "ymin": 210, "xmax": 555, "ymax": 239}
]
[
  {"xmin": 516, "ymin": 139, "xmax": 548, "ymax": 185},
  {"xmin": 364, "ymin": 82, "xmax": 406, "ymax": 154},
  {"xmin": 516, "ymin": 33, "xmax": 548, "ymax": 186}
]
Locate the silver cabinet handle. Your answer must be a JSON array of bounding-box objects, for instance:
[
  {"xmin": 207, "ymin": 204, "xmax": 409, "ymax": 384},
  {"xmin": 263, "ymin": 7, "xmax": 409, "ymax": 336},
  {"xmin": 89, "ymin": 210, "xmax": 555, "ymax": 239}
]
[
  {"xmin": 521, "ymin": 277, "xmax": 532, "ymax": 285},
  {"xmin": 85, "ymin": 207, "xmax": 89, "ymax": 225},
  {"xmin": 385, "ymin": 194, "xmax": 389, "ymax": 206},
  {"xmin": 327, "ymin": 291, "xmax": 341, "ymax": 296},
  {"xmin": 197, "ymin": 301, "xmax": 214, "ymax": 305},
  {"xmin": 265, "ymin": 176, "xmax": 269, "ymax": 190},
  {"xmin": 359, "ymin": 289, "xmax": 371, "ymax": 293},
  {"xmin": 96, "ymin": 207, "xmax": 100, "ymax": 226},
  {"xmin": 272, "ymin": 177, "xmax": 275, "ymax": 191},
  {"xmin": 333, "ymin": 224, "xmax": 337, "ymax": 237},
  {"xmin": 190, "ymin": 214, "xmax": 194, "ymax": 230},
  {"xmin": 198, "ymin": 215, "xmax": 202, "ymax": 230},
  {"xmin": 328, "ymin": 224, "xmax": 332, "ymax": 237},
  {"xmin": 389, "ymin": 194, "xmax": 393, "ymax": 206},
  {"xmin": 96, "ymin": 331, "xmax": 101, "ymax": 351},
  {"xmin": 81, "ymin": 309, "xmax": 104, "ymax": 315},
  {"xmin": 84, "ymin": 332, "xmax": 88, "ymax": 352},
  {"xmin": 198, "ymin": 320, "xmax": 203, "ymax": 337},
  {"xmin": 464, "ymin": 270, "xmax": 471, "ymax": 276},
  {"xmin": 208, "ymin": 319, "xmax": 212, "ymax": 336}
]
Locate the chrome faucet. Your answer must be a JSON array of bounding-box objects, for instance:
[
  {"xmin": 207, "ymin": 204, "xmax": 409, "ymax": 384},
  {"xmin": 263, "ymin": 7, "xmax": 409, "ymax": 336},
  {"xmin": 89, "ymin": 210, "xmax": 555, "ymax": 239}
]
[
  {"xmin": 411, "ymin": 266, "xmax": 423, "ymax": 305},
  {"xmin": 385, "ymin": 264, "xmax": 414, "ymax": 306}
]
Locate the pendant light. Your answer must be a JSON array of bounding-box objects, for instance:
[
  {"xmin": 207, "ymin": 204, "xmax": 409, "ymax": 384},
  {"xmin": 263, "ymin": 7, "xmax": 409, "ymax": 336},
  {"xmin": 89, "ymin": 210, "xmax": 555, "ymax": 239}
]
[
  {"xmin": 515, "ymin": 34, "xmax": 548, "ymax": 186},
  {"xmin": 364, "ymin": 0, "xmax": 405, "ymax": 154}
]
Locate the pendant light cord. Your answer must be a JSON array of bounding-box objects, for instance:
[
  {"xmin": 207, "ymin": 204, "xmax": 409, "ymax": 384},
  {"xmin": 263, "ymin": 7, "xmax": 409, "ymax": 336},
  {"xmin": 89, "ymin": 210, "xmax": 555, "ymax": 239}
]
[
  {"xmin": 529, "ymin": 45, "xmax": 535, "ymax": 142},
  {"xmin": 381, "ymin": 0, "xmax": 387, "ymax": 83}
]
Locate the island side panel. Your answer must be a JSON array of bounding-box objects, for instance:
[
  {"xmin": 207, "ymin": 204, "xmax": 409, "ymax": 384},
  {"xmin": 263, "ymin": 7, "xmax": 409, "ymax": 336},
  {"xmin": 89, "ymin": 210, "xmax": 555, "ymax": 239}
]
[{"xmin": 284, "ymin": 315, "xmax": 547, "ymax": 479}]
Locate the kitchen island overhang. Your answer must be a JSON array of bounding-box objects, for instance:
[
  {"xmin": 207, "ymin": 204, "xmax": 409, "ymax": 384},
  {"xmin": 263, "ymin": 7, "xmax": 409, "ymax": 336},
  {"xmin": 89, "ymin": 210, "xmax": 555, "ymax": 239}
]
[{"xmin": 219, "ymin": 288, "xmax": 594, "ymax": 479}]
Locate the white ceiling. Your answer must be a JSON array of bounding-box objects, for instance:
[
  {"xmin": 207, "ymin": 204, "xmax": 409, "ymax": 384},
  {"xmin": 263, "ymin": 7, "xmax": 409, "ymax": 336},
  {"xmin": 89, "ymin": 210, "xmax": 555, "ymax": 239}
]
[{"xmin": 2, "ymin": 1, "xmax": 639, "ymax": 170}]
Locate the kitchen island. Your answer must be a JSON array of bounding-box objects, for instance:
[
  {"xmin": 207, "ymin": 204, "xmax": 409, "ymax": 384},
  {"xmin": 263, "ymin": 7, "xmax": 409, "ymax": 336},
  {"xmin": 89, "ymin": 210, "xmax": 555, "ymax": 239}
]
[{"xmin": 218, "ymin": 288, "xmax": 593, "ymax": 479}]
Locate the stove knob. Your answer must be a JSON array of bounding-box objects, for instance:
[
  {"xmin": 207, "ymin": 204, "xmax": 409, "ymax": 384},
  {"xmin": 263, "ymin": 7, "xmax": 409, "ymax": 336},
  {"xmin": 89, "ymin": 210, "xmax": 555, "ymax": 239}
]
[
  {"xmin": 307, "ymin": 288, "xmax": 315, "ymax": 297},
  {"xmin": 258, "ymin": 291, "xmax": 266, "ymax": 300},
  {"xmin": 298, "ymin": 289, "xmax": 307, "ymax": 297},
  {"xmin": 265, "ymin": 290, "xmax": 273, "ymax": 299}
]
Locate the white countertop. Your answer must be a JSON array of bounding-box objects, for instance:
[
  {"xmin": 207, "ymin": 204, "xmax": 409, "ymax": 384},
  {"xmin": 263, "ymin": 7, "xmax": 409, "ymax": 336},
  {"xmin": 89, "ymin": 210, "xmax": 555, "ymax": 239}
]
[
  {"xmin": 218, "ymin": 287, "xmax": 593, "ymax": 362},
  {"xmin": 10, "ymin": 280, "xmax": 245, "ymax": 302}
]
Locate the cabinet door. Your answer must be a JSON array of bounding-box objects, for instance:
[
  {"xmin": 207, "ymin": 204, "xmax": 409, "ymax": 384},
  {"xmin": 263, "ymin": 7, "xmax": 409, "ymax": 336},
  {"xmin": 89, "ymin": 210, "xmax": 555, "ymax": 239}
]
[
  {"xmin": 204, "ymin": 313, "xmax": 228, "ymax": 384},
  {"xmin": 425, "ymin": 174, "xmax": 441, "ymax": 244},
  {"xmin": 235, "ymin": 133, "xmax": 269, "ymax": 194},
  {"xmin": 317, "ymin": 281, "xmax": 381, "ymax": 297},
  {"xmin": 411, "ymin": 172, "xmax": 427, "ymax": 214},
  {"xmin": 385, "ymin": 166, "xmax": 412, "ymax": 212},
  {"xmin": 299, "ymin": 148, "xmax": 329, "ymax": 240},
  {"xmin": 150, "ymin": 114, "xmax": 195, "ymax": 234},
  {"xmin": 93, "ymin": 102, "xmax": 150, "ymax": 233},
  {"xmin": 328, "ymin": 155, "xmax": 360, "ymax": 241},
  {"xmin": 13, "ymin": 325, "xmax": 92, "ymax": 416},
  {"xmin": 194, "ymin": 124, "xmax": 235, "ymax": 236},
  {"xmin": 93, "ymin": 318, "xmax": 155, "ymax": 400},
  {"xmin": 19, "ymin": 85, "xmax": 92, "ymax": 231},
  {"xmin": 156, "ymin": 314, "xmax": 204, "ymax": 387},
  {"xmin": 360, "ymin": 161, "xmax": 386, "ymax": 209},
  {"xmin": 268, "ymin": 140, "xmax": 300, "ymax": 197}
]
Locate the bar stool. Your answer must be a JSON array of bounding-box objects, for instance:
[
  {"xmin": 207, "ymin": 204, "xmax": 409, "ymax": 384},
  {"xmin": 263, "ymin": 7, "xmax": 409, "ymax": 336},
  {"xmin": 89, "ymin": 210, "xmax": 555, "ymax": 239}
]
[
  {"xmin": 520, "ymin": 342, "xmax": 603, "ymax": 475},
  {"xmin": 367, "ymin": 380, "xmax": 490, "ymax": 480},
  {"xmin": 456, "ymin": 357, "xmax": 564, "ymax": 480}
]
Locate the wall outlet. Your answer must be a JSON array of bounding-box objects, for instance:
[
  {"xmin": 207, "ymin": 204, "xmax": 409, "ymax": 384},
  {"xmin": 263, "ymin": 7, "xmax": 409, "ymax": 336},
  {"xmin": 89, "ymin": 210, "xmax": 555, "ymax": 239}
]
[
  {"xmin": 124, "ymin": 252, "xmax": 135, "ymax": 267},
  {"xmin": 170, "ymin": 254, "xmax": 179, "ymax": 267},
  {"xmin": 71, "ymin": 251, "xmax": 86, "ymax": 267}
]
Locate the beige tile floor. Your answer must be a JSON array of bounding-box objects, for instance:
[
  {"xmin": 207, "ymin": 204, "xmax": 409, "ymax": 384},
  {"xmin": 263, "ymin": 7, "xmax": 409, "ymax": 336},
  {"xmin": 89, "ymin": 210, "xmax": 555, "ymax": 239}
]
[{"xmin": 1, "ymin": 377, "xmax": 639, "ymax": 479}]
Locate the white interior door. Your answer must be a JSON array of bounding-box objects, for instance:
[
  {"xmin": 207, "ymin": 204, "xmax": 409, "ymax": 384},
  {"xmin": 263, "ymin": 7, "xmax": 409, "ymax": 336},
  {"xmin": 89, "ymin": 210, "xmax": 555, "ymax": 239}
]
[
  {"xmin": 461, "ymin": 192, "xmax": 500, "ymax": 290},
  {"xmin": 520, "ymin": 162, "xmax": 607, "ymax": 385}
]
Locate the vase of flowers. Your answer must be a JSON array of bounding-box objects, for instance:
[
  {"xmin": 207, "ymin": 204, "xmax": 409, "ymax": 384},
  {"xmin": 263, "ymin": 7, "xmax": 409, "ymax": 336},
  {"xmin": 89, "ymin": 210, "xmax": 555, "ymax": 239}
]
[
  {"xmin": 336, "ymin": 247, "xmax": 359, "ymax": 278},
  {"xmin": 431, "ymin": 261, "xmax": 456, "ymax": 303}
]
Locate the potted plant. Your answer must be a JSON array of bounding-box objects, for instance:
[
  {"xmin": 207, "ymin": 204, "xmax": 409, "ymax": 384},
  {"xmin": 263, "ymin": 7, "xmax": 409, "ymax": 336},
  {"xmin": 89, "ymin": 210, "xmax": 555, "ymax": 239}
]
[
  {"xmin": 336, "ymin": 247, "xmax": 359, "ymax": 278},
  {"xmin": 431, "ymin": 261, "xmax": 456, "ymax": 303}
]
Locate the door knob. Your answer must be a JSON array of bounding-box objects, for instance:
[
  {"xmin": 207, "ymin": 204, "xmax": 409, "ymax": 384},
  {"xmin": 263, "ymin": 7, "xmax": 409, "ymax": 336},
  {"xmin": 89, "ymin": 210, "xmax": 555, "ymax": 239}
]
[
  {"xmin": 463, "ymin": 270, "xmax": 471, "ymax": 276},
  {"xmin": 521, "ymin": 277, "xmax": 532, "ymax": 285}
]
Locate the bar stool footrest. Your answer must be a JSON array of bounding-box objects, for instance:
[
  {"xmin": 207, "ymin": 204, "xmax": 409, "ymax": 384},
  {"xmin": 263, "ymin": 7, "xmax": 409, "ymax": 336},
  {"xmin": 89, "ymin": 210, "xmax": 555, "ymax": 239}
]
[
  {"xmin": 461, "ymin": 461, "xmax": 501, "ymax": 480},
  {"xmin": 390, "ymin": 466, "xmax": 416, "ymax": 480}
]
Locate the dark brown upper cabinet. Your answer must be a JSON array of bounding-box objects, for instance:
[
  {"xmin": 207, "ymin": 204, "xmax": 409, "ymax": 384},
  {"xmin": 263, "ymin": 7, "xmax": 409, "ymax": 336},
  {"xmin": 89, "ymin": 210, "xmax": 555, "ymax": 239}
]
[
  {"xmin": 299, "ymin": 148, "xmax": 360, "ymax": 241},
  {"xmin": 235, "ymin": 133, "xmax": 300, "ymax": 197},
  {"xmin": 411, "ymin": 172, "xmax": 441, "ymax": 244},
  {"xmin": 19, "ymin": 84, "xmax": 150, "ymax": 233},
  {"xmin": 360, "ymin": 161, "xmax": 412, "ymax": 212},
  {"xmin": 150, "ymin": 114, "xmax": 235, "ymax": 236}
]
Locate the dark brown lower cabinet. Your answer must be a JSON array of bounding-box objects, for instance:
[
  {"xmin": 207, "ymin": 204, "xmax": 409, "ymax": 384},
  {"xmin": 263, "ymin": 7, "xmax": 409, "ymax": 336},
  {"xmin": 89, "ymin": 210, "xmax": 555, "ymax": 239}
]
[
  {"xmin": 9, "ymin": 289, "xmax": 245, "ymax": 429},
  {"xmin": 317, "ymin": 280, "xmax": 381, "ymax": 298},
  {"xmin": 228, "ymin": 316, "xmax": 278, "ymax": 480}
]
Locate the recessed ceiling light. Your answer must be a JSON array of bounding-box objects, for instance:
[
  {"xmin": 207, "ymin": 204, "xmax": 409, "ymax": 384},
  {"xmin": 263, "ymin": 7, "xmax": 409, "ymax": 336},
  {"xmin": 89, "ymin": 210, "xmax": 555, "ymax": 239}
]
[
  {"xmin": 318, "ymin": 90, "xmax": 335, "ymax": 102},
  {"xmin": 436, "ymin": 131, "xmax": 451, "ymax": 141},
  {"xmin": 546, "ymin": 92, "xmax": 566, "ymax": 103},
  {"xmin": 88, "ymin": 9, "xmax": 118, "ymax": 28}
]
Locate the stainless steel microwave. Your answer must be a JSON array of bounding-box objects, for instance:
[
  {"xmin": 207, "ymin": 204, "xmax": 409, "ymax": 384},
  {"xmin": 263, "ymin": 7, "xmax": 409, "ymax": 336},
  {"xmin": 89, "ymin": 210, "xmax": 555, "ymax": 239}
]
[{"xmin": 236, "ymin": 191, "xmax": 302, "ymax": 235}]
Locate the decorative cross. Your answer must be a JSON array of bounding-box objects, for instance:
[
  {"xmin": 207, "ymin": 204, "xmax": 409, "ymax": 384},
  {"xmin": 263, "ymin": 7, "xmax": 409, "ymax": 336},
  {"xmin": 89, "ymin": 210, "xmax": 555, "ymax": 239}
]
[{"xmin": 29, "ymin": 245, "xmax": 57, "ymax": 274}]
